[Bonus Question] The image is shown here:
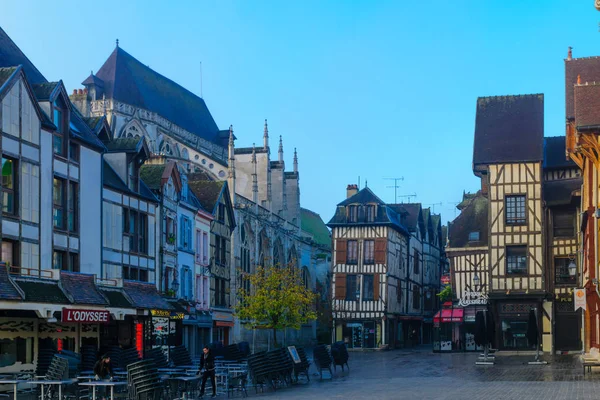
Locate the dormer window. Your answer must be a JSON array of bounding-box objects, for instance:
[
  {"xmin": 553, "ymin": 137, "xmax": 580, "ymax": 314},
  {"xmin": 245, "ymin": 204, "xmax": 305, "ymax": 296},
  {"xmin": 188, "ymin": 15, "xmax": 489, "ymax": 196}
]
[
  {"xmin": 128, "ymin": 160, "xmax": 138, "ymax": 192},
  {"xmin": 347, "ymin": 205, "xmax": 358, "ymax": 222},
  {"xmin": 366, "ymin": 205, "xmax": 376, "ymax": 222},
  {"xmin": 52, "ymin": 98, "xmax": 67, "ymax": 157},
  {"xmin": 468, "ymin": 231, "xmax": 480, "ymax": 242}
]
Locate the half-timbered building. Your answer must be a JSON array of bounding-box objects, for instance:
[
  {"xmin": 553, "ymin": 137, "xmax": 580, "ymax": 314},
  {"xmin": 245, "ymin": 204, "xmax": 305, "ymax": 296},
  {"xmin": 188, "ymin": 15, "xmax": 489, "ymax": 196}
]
[{"xmin": 328, "ymin": 185, "xmax": 410, "ymax": 349}]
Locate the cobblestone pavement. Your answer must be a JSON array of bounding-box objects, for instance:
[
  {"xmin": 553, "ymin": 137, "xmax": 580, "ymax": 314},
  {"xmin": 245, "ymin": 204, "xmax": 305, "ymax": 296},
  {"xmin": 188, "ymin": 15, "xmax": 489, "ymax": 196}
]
[{"xmin": 253, "ymin": 347, "xmax": 600, "ymax": 400}]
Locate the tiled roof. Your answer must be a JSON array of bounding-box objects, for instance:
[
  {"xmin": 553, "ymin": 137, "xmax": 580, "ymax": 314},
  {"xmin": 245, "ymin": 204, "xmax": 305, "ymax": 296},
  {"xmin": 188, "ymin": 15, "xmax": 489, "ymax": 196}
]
[
  {"xmin": 448, "ymin": 191, "xmax": 489, "ymax": 248},
  {"xmin": 574, "ymin": 83, "xmax": 600, "ymax": 129},
  {"xmin": 123, "ymin": 281, "xmax": 172, "ymax": 310},
  {"xmin": 0, "ymin": 27, "xmax": 46, "ymax": 84},
  {"xmin": 301, "ymin": 208, "xmax": 331, "ymax": 248},
  {"xmin": 100, "ymin": 288, "xmax": 133, "ymax": 308},
  {"xmin": 82, "ymin": 73, "xmax": 104, "ymax": 87},
  {"xmin": 457, "ymin": 192, "xmax": 477, "ymax": 211},
  {"xmin": 543, "ymin": 136, "xmax": 576, "ymax": 170},
  {"xmin": 83, "ymin": 116, "xmax": 104, "ymax": 132},
  {"xmin": 60, "ymin": 272, "xmax": 107, "ymax": 306},
  {"xmin": 14, "ymin": 278, "xmax": 70, "ymax": 304},
  {"xmin": 328, "ymin": 188, "xmax": 409, "ymax": 235},
  {"xmin": 544, "ymin": 178, "xmax": 582, "ymax": 207},
  {"xmin": 0, "ymin": 66, "xmax": 17, "ymax": 91},
  {"xmin": 92, "ymin": 46, "xmax": 220, "ymax": 144},
  {"xmin": 31, "ymin": 82, "xmax": 59, "ymax": 101},
  {"xmin": 565, "ymin": 57, "xmax": 600, "ymax": 120},
  {"xmin": 188, "ymin": 180, "xmax": 224, "ymax": 214},
  {"xmin": 140, "ymin": 164, "xmax": 167, "ymax": 190},
  {"xmin": 0, "ymin": 264, "xmax": 22, "ymax": 301},
  {"xmin": 393, "ymin": 203, "xmax": 422, "ymax": 233},
  {"xmin": 473, "ymin": 94, "xmax": 544, "ymax": 165},
  {"xmin": 103, "ymin": 160, "xmax": 158, "ymax": 203},
  {"xmin": 70, "ymin": 107, "xmax": 106, "ymax": 151},
  {"xmin": 105, "ymin": 137, "xmax": 143, "ymax": 153}
]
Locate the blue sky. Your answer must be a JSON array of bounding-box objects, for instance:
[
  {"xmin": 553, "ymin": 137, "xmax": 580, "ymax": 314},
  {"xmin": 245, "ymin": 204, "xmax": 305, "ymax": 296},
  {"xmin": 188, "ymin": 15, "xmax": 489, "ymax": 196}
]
[{"xmin": 1, "ymin": 1, "xmax": 599, "ymax": 226}]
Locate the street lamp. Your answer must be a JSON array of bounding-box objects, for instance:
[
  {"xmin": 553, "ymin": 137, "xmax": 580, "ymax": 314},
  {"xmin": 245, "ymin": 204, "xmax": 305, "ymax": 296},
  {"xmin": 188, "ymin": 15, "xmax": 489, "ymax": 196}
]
[
  {"xmin": 171, "ymin": 277, "xmax": 180, "ymax": 297},
  {"xmin": 568, "ymin": 259, "xmax": 577, "ymax": 277},
  {"xmin": 473, "ymin": 273, "xmax": 480, "ymax": 290}
]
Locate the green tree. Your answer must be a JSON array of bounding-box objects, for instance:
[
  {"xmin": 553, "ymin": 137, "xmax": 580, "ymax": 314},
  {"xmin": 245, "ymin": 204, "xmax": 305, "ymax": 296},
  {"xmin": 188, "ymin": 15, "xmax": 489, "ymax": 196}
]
[
  {"xmin": 437, "ymin": 286, "xmax": 453, "ymax": 302},
  {"xmin": 235, "ymin": 265, "xmax": 317, "ymax": 347}
]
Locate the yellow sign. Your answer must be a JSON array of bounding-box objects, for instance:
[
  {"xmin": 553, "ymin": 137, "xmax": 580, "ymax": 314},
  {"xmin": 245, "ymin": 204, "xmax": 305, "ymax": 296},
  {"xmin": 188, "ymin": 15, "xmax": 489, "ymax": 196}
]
[{"xmin": 151, "ymin": 309, "xmax": 185, "ymax": 319}]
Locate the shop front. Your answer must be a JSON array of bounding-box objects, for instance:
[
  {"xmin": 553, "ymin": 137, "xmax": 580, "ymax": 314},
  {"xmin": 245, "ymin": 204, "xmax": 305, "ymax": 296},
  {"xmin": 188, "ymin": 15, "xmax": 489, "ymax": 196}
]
[
  {"xmin": 184, "ymin": 310, "xmax": 212, "ymax": 358},
  {"xmin": 554, "ymin": 293, "xmax": 582, "ymax": 352},
  {"xmin": 492, "ymin": 300, "xmax": 540, "ymax": 350},
  {"xmin": 337, "ymin": 320, "xmax": 380, "ymax": 349},
  {"xmin": 212, "ymin": 311, "xmax": 234, "ymax": 345},
  {"xmin": 433, "ymin": 293, "xmax": 488, "ymax": 352}
]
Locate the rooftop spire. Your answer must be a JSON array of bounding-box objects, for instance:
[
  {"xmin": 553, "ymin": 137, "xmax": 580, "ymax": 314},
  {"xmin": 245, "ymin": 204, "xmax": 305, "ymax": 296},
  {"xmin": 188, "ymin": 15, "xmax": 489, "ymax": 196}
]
[
  {"xmin": 116, "ymin": 38, "xmax": 119, "ymax": 48},
  {"xmin": 293, "ymin": 148, "xmax": 298, "ymax": 173},
  {"xmin": 278, "ymin": 135, "xmax": 283, "ymax": 163},
  {"xmin": 228, "ymin": 125, "xmax": 235, "ymax": 178},
  {"xmin": 263, "ymin": 119, "xmax": 269, "ymax": 150},
  {"xmin": 252, "ymin": 144, "xmax": 258, "ymax": 202},
  {"xmin": 251, "ymin": 143, "xmax": 257, "ymax": 164},
  {"xmin": 568, "ymin": 46, "xmax": 572, "ymax": 60}
]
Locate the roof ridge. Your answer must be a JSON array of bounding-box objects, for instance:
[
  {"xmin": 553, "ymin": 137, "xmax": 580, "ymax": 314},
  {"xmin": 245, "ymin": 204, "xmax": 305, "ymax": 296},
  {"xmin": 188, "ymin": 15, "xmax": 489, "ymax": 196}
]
[
  {"xmin": 478, "ymin": 93, "xmax": 543, "ymax": 100},
  {"xmin": 568, "ymin": 56, "xmax": 600, "ymax": 61},
  {"xmin": 0, "ymin": 26, "xmax": 47, "ymax": 83}
]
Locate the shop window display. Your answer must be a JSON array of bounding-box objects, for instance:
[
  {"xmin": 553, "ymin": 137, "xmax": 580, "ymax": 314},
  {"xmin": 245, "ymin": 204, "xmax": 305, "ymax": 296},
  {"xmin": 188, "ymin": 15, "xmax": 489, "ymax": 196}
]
[{"xmin": 0, "ymin": 337, "xmax": 34, "ymax": 367}]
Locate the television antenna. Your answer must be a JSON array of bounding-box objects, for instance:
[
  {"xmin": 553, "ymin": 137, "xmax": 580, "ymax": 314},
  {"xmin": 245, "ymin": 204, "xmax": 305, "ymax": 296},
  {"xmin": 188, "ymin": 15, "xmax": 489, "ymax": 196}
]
[
  {"xmin": 384, "ymin": 177, "xmax": 404, "ymax": 202},
  {"xmin": 397, "ymin": 193, "xmax": 417, "ymax": 203},
  {"xmin": 425, "ymin": 202, "xmax": 443, "ymax": 213}
]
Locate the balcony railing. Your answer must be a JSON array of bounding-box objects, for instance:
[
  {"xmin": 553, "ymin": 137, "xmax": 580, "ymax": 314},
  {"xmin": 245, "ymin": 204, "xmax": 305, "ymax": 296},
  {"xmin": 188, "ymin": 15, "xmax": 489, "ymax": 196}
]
[{"xmin": 7, "ymin": 265, "xmax": 53, "ymax": 279}]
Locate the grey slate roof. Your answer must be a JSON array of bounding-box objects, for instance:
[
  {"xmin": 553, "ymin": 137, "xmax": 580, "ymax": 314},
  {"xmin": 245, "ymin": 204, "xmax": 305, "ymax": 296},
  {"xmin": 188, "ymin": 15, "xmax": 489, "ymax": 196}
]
[
  {"xmin": 123, "ymin": 281, "xmax": 172, "ymax": 310},
  {"xmin": 60, "ymin": 272, "xmax": 108, "ymax": 306},
  {"xmin": 105, "ymin": 137, "xmax": 143, "ymax": 153},
  {"xmin": 392, "ymin": 203, "xmax": 422, "ymax": 233},
  {"xmin": 565, "ymin": 56, "xmax": 600, "ymax": 120},
  {"xmin": 0, "ymin": 66, "xmax": 17, "ymax": 90},
  {"xmin": 327, "ymin": 188, "xmax": 409, "ymax": 235},
  {"xmin": 473, "ymin": 94, "xmax": 544, "ymax": 166},
  {"xmin": 0, "ymin": 264, "xmax": 22, "ymax": 301},
  {"xmin": 31, "ymin": 82, "xmax": 59, "ymax": 101},
  {"xmin": 103, "ymin": 160, "xmax": 158, "ymax": 203},
  {"xmin": 100, "ymin": 288, "xmax": 133, "ymax": 308},
  {"xmin": 0, "ymin": 27, "xmax": 46, "ymax": 84},
  {"xmin": 70, "ymin": 106, "xmax": 106, "ymax": 151},
  {"xmin": 448, "ymin": 191, "xmax": 489, "ymax": 248},
  {"xmin": 188, "ymin": 180, "xmax": 224, "ymax": 214},
  {"xmin": 140, "ymin": 164, "xmax": 167, "ymax": 190},
  {"xmin": 92, "ymin": 46, "xmax": 220, "ymax": 144},
  {"xmin": 14, "ymin": 278, "xmax": 70, "ymax": 304},
  {"xmin": 544, "ymin": 136, "xmax": 576, "ymax": 170},
  {"xmin": 544, "ymin": 178, "xmax": 582, "ymax": 207}
]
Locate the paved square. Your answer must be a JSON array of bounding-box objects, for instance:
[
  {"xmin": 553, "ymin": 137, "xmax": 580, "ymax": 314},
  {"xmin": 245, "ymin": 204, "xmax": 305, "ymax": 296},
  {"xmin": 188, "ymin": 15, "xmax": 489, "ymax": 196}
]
[{"xmin": 256, "ymin": 347, "xmax": 600, "ymax": 399}]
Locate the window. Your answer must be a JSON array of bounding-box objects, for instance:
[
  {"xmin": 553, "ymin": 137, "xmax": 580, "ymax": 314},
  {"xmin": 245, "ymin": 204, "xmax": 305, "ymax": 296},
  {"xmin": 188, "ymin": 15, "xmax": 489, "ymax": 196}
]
[
  {"xmin": 555, "ymin": 257, "xmax": 576, "ymax": 285},
  {"xmin": 0, "ymin": 337, "xmax": 34, "ymax": 368},
  {"xmin": 67, "ymin": 182, "xmax": 78, "ymax": 232},
  {"xmin": 363, "ymin": 274, "xmax": 374, "ymax": 301},
  {"xmin": 414, "ymin": 249, "xmax": 420, "ymax": 274},
  {"xmin": 166, "ymin": 216, "xmax": 175, "ymax": 245},
  {"xmin": 505, "ymin": 195, "xmax": 526, "ymax": 225},
  {"xmin": 468, "ymin": 232, "xmax": 480, "ymax": 241},
  {"xmin": 1, "ymin": 240, "xmax": 18, "ymax": 268},
  {"xmin": 53, "ymin": 250, "xmax": 66, "ymax": 270},
  {"xmin": 181, "ymin": 267, "xmax": 193, "ymax": 300},
  {"xmin": 347, "ymin": 240, "xmax": 358, "ymax": 264},
  {"xmin": 346, "ymin": 274, "xmax": 358, "ymax": 301},
  {"xmin": 68, "ymin": 253, "xmax": 79, "ymax": 273},
  {"xmin": 363, "ymin": 240, "xmax": 374, "ymax": 264},
  {"xmin": 2, "ymin": 157, "xmax": 16, "ymax": 215},
  {"xmin": 366, "ymin": 205, "xmax": 375, "ymax": 222},
  {"xmin": 20, "ymin": 242, "xmax": 39, "ymax": 271},
  {"xmin": 203, "ymin": 232, "xmax": 209, "ymax": 264},
  {"xmin": 180, "ymin": 217, "xmax": 192, "ymax": 251},
  {"xmin": 214, "ymin": 278, "xmax": 227, "ymax": 306},
  {"xmin": 2, "ymin": 82, "xmax": 19, "ymax": 137},
  {"xmin": 128, "ymin": 161, "xmax": 138, "ymax": 192},
  {"xmin": 218, "ymin": 203, "xmax": 225, "ymax": 222},
  {"xmin": 21, "ymin": 163, "xmax": 39, "ymax": 223},
  {"xmin": 53, "ymin": 177, "xmax": 66, "ymax": 229},
  {"xmin": 396, "ymin": 279, "xmax": 402, "ymax": 304},
  {"xmin": 506, "ymin": 245, "xmax": 527, "ymax": 275},
  {"xmin": 69, "ymin": 142, "xmax": 79, "ymax": 163},
  {"xmin": 21, "ymin": 82, "xmax": 40, "ymax": 145},
  {"xmin": 412, "ymin": 285, "xmax": 421, "ymax": 310},
  {"xmin": 347, "ymin": 205, "xmax": 358, "ymax": 222},
  {"xmin": 123, "ymin": 209, "xmax": 148, "ymax": 254},
  {"xmin": 553, "ymin": 209, "xmax": 575, "ymax": 238},
  {"xmin": 52, "ymin": 99, "xmax": 66, "ymax": 157},
  {"xmin": 196, "ymin": 230, "xmax": 202, "ymax": 264},
  {"xmin": 241, "ymin": 247, "xmax": 251, "ymax": 294},
  {"xmin": 164, "ymin": 267, "xmax": 174, "ymax": 292}
]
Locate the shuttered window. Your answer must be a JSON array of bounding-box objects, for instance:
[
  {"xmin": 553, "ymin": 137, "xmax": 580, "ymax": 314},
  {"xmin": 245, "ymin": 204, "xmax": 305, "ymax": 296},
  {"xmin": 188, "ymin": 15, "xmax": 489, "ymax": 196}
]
[
  {"xmin": 413, "ymin": 249, "xmax": 420, "ymax": 274},
  {"xmin": 363, "ymin": 274, "xmax": 374, "ymax": 301},
  {"xmin": 335, "ymin": 239, "xmax": 347, "ymax": 264},
  {"xmin": 412, "ymin": 285, "xmax": 420, "ymax": 310},
  {"xmin": 363, "ymin": 240, "xmax": 374, "ymax": 264},
  {"xmin": 335, "ymin": 273, "xmax": 346, "ymax": 300},
  {"xmin": 374, "ymin": 273, "xmax": 380, "ymax": 301},
  {"xmin": 346, "ymin": 274, "xmax": 358, "ymax": 301},
  {"xmin": 553, "ymin": 209, "xmax": 575, "ymax": 238},
  {"xmin": 374, "ymin": 239, "xmax": 386, "ymax": 264}
]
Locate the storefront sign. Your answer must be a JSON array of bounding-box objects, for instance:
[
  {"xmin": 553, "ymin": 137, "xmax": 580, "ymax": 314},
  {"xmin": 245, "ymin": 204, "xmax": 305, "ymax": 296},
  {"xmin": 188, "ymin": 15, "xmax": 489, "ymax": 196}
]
[
  {"xmin": 441, "ymin": 275, "xmax": 451, "ymax": 286},
  {"xmin": 458, "ymin": 290, "xmax": 488, "ymax": 307},
  {"xmin": 150, "ymin": 309, "xmax": 185, "ymax": 319},
  {"xmin": 574, "ymin": 289, "xmax": 586, "ymax": 310},
  {"xmin": 212, "ymin": 311, "xmax": 234, "ymax": 322},
  {"xmin": 62, "ymin": 308, "xmax": 110, "ymax": 324}
]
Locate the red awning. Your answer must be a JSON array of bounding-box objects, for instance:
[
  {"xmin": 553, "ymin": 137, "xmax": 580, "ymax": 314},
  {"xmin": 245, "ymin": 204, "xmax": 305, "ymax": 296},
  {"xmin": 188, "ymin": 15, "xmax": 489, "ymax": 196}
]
[
  {"xmin": 433, "ymin": 308, "xmax": 464, "ymax": 323},
  {"xmin": 215, "ymin": 321, "xmax": 234, "ymax": 328}
]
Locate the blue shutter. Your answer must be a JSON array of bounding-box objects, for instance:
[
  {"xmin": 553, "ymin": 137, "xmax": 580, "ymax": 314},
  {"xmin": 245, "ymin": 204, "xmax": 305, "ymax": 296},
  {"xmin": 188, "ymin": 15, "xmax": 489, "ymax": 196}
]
[
  {"xmin": 186, "ymin": 219, "xmax": 192, "ymax": 250},
  {"xmin": 179, "ymin": 216, "xmax": 184, "ymax": 248}
]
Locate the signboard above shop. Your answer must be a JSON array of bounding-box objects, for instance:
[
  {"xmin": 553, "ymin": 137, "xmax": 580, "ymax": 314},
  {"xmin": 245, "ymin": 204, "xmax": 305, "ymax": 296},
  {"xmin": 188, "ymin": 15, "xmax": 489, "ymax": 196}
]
[
  {"xmin": 151, "ymin": 309, "xmax": 185, "ymax": 320},
  {"xmin": 458, "ymin": 290, "xmax": 488, "ymax": 307},
  {"xmin": 62, "ymin": 308, "xmax": 110, "ymax": 324}
]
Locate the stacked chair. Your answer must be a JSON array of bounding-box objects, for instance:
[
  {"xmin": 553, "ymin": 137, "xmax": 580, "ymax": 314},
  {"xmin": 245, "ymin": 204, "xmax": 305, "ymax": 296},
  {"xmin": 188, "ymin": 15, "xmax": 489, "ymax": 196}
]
[
  {"xmin": 38, "ymin": 355, "xmax": 70, "ymax": 399},
  {"xmin": 246, "ymin": 351, "xmax": 270, "ymax": 394},
  {"xmin": 223, "ymin": 343, "xmax": 246, "ymax": 362},
  {"xmin": 292, "ymin": 347, "xmax": 311, "ymax": 383},
  {"xmin": 331, "ymin": 341, "xmax": 350, "ymax": 372},
  {"xmin": 170, "ymin": 345, "xmax": 193, "ymax": 367},
  {"xmin": 36, "ymin": 348, "xmax": 58, "ymax": 377},
  {"xmin": 144, "ymin": 348, "xmax": 169, "ymax": 369},
  {"xmin": 312, "ymin": 345, "xmax": 334, "ymax": 380},
  {"xmin": 101, "ymin": 345, "xmax": 123, "ymax": 370},
  {"xmin": 79, "ymin": 345, "xmax": 98, "ymax": 372},
  {"xmin": 265, "ymin": 348, "xmax": 294, "ymax": 388},
  {"xmin": 127, "ymin": 360, "xmax": 163, "ymax": 400},
  {"xmin": 122, "ymin": 347, "xmax": 142, "ymax": 368}
]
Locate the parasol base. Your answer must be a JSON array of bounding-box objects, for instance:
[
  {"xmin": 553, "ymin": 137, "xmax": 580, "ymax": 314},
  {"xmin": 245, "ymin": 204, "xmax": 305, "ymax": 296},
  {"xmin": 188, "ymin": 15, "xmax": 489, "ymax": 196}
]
[{"xmin": 528, "ymin": 361, "xmax": 548, "ymax": 365}]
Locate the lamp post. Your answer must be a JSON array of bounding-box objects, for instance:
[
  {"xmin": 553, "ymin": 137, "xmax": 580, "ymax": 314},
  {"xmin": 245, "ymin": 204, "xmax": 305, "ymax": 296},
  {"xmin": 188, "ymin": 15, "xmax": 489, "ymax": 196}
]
[
  {"xmin": 473, "ymin": 273, "xmax": 480, "ymax": 291},
  {"xmin": 172, "ymin": 277, "xmax": 180, "ymax": 298}
]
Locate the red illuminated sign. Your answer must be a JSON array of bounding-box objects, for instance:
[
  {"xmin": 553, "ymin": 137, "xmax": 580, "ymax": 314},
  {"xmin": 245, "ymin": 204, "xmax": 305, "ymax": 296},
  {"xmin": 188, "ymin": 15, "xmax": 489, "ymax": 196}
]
[{"xmin": 62, "ymin": 308, "xmax": 110, "ymax": 324}]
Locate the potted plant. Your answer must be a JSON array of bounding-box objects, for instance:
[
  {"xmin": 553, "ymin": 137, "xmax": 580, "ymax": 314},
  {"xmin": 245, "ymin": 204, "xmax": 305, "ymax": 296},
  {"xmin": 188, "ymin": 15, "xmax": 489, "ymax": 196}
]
[{"xmin": 167, "ymin": 234, "xmax": 176, "ymax": 245}]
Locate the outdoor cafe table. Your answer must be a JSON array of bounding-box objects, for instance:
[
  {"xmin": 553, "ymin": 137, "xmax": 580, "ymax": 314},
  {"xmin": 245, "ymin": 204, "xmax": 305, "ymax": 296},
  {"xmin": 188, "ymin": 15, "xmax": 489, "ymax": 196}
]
[
  {"xmin": 78, "ymin": 380, "xmax": 128, "ymax": 400},
  {"xmin": 29, "ymin": 378, "xmax": 76, "ymax": 400},
  {"xmin": 166, "ymin": 375, "xmax": 200, "ymax": 397},
  {"xmin": 0, "ymin": 379, "xmax": 27, "ymax": 400}
]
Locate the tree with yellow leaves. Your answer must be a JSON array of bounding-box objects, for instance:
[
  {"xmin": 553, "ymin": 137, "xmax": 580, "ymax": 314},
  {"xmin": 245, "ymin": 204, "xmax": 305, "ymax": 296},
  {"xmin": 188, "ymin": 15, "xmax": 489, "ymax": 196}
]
[{"xmin": 235, "ymin": 265, "xmax": 317, "ymax": 347}]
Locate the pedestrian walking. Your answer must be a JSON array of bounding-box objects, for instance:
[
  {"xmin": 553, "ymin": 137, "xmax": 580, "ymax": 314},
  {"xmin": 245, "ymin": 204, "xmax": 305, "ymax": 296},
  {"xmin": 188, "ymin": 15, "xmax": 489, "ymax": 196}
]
[{"xmin": 198, "ymin": 346, "xmax": 217, "ymax": 398}]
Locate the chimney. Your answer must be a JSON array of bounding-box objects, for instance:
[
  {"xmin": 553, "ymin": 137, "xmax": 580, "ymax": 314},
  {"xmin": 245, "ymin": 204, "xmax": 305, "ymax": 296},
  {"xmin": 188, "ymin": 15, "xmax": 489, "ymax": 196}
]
[
  {"xmin": 72, "ymin": 89, "xmax": 77, "ymax": 95},
  {"xmin": 568, "ymin": 46, "xmax": 572, "ymax": 61},
  {"xmin": 346, "ymin": 184, "xmax": 358, "ymax": 198},
  {"xmin": 577, "ymin": 74, "xmax": 582, "ymax": 85},
  {"xmin": 480, "ymin": 175, "xmax": 489, "ymax": 196}
]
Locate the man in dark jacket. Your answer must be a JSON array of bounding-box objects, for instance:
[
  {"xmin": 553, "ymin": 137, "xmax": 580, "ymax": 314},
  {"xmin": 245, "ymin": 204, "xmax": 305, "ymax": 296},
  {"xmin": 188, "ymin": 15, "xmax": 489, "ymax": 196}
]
[
  {"xmin": 93, "ymin": 355, "xmax": 114, "ymax": 400},
  {"xmin": 198, "ymin": 346, "xmax": 216, "ymax": 398}
]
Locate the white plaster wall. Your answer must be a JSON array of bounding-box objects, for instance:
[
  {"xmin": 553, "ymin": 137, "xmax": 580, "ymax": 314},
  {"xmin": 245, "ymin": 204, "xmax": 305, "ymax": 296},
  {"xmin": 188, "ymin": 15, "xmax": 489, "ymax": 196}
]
[
  {"xmin": 79, "ymin": 147, "xmax": 102, "ymax": 275},
  {"xmin": 40, "ymin": 130, "xmax": 53, "ymax": 270}
]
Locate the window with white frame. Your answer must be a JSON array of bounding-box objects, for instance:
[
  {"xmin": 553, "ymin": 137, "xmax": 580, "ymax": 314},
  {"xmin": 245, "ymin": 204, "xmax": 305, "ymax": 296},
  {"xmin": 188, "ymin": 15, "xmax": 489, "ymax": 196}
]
[
  {"xmin": 20, "ymin": 242, "xmax": 39, "ymax": 271},
  {"xmin": 20, "ymin": 82, "xmax": 39, "ymax": 145},
  {"xmin": 202, "ymin": 232, "xmax": 209, "ymax": 264},
  {"xmin": 180, "ymin": 216, "xmax": 192, "ymax": 251},
  {"xmin": 196, "ymin": 229, "xmax": 202, "ymax": 263},
  {"xmin": 2, "ymin": 82, "xmax": 19, "ymax": 137},
  {"xmin": 20, "ymin": 162, "xmax": 39, "ymax": 223}
]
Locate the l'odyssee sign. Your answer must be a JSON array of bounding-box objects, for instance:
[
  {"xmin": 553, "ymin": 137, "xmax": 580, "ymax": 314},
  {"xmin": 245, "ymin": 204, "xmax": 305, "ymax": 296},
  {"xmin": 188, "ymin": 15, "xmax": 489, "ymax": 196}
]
[{"xmin": 62, "ymin": 308, "xmax": 110, "ymax": 324}]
